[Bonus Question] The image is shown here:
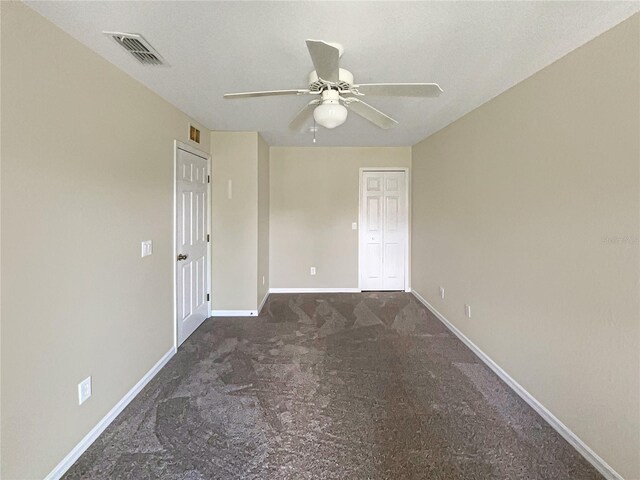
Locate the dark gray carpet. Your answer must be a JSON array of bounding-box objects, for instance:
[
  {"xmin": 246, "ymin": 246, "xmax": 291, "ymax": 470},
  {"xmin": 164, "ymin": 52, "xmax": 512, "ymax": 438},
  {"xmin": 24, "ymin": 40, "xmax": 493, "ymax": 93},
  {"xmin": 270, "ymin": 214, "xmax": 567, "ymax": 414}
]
[{"xmin": 64, "ymin": 292, "xmax": 602, "ymax": 479}]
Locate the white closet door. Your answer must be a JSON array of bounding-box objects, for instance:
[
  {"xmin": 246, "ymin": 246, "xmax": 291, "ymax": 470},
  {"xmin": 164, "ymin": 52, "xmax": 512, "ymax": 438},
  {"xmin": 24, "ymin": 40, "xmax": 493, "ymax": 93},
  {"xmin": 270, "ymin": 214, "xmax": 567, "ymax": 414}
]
[
  {"xmin": 381, "ymin": 172, "xmax": 406, "ymax": 290},
  {"xmin": 361, "ymin": 172, "xmax": 385, "ymax": 290},
  {"xmin": 360, "ymin": 171, "xmax": 407, "ymax": 291},
  {"xmin": 176, "ymin": 147, "xmax": 209, "ymax": 345}
]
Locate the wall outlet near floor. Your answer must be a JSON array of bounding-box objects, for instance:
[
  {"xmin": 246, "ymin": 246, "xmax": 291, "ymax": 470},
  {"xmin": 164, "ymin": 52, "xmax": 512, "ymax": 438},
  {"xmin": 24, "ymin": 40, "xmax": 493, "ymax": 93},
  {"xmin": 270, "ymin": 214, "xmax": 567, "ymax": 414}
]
[
  {"xmin": 439, "ymin": 286, "xmax": 445, "ymax": 299},
  {"xmin": 310, "ymin": 267, "xmax": 316, "ymax": 276},
  {"xmin": 78, "ymin": 376, "xmax": 92, "ymax": 405},
  {"xmin": 465, "ymin": 304, "xmax": 472, "ymax": 318},
  {"xmin": 141, "ymin": 240, "xmax": 153, "ymax": 257}
]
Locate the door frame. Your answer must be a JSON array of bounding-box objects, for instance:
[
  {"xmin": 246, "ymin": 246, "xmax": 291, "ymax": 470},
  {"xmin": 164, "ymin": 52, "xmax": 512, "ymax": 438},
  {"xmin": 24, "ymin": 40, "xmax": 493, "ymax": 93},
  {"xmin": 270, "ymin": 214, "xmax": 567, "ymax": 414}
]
[
  {"xmin": 173, "ymin": 140, "xmax": 212, "ymax": 351},
  {"xmin": 358, "ymin": 167, "xmax": 411, "ymax": 292}
]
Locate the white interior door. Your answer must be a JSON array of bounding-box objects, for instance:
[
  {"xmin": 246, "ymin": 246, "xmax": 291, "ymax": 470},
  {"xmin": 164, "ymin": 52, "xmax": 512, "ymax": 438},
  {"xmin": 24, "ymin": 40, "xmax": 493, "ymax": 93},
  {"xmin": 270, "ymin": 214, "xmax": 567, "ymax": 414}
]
[
  {"xmin": 176, "ymin": 146, "xmax": 210, "ymax": 346},
  {"xmin": 360, "ymin": 170, "xmax": 407, "ymax": 291}
]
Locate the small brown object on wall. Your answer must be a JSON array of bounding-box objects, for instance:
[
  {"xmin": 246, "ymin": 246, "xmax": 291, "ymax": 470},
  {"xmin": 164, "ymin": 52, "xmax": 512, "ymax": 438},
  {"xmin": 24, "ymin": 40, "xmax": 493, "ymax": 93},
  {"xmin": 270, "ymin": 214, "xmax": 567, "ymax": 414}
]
[{"xmin": 189, "ymin": 125, "xmax": 201, "ymax": 143}]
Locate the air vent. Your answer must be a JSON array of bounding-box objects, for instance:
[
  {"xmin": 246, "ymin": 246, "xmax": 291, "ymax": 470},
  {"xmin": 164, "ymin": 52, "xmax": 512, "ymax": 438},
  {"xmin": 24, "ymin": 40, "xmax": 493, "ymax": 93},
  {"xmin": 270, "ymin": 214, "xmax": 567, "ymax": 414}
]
[
  {"xmin": 189, "ymin": 125, "xmax": 201, "ymax": 144},
  {"xmin": 104, "ymin": 32, "xmax": 167, "ymax": 66}
]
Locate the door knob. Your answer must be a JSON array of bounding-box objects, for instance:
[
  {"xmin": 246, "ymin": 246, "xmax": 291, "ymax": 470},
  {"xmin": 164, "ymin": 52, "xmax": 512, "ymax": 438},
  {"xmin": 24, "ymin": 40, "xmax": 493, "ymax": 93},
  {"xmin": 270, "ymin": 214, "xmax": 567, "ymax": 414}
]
[{"xmin": 177, "ymin": 253, "xmax": 188, "ymax": 261}]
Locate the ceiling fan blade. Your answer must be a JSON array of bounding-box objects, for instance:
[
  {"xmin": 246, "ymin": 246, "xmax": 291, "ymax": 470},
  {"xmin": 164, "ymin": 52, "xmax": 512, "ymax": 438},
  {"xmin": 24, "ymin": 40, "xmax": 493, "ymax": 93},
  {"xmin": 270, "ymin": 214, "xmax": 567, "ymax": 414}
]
[
  {"xmin": 305, "ymin": 40, "xmax": 339, "ymax": 83},
  {"xmin": 343, "ymin": 97, "xmax": 398, "ymax": 129},
  {"xmin": 354, "ymin": 83, "xmax": 443, "ymax": 97},
  {"xmin": 224, "ymin": 89, "xmax": 311, "ymax": 99},
  {"xmin": 289, "ymin": 99, "xmax": 321, "ymax": 131}
]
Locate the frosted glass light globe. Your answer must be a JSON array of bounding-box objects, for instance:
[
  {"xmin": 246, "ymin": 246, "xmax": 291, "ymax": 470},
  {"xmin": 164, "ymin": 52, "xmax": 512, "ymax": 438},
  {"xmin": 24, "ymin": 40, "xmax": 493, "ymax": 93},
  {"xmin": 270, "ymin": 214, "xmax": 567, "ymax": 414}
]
[{"xmin": 313, "ymin": 102, "xmax": 348, "ymax": 129}]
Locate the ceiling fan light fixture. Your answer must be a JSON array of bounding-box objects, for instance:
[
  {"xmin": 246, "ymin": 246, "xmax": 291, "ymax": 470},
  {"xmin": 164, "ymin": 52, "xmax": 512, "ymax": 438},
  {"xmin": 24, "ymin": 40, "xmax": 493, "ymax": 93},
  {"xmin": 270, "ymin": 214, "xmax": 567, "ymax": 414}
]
[
  {"xmin": 313, "ymin": 90, "xmax": 348, "ymax": 129},
  {"xmin": 313, "ymin": 102, "xmax": 348, "ymax": 129},
  {"xmin": 224, "ymin": 39, "xmax": 441, "ymax": 132}
]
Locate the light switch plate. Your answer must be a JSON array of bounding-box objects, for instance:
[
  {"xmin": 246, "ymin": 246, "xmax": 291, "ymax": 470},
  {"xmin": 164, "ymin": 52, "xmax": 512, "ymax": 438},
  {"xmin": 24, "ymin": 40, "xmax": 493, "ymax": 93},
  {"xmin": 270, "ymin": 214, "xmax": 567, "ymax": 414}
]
[
  {"xmin": 352, "ymin": 222, "xmax": 358, "ymax": 230},
  {"xmin": 78, "ymin": 376, "xmax": 92, "ymax": 405},
  {"xmin": 310, "ymin": 267, "xmax": 316, "ymax": 276},
  {"xmin": 141, "ymin": 240, "xmax": 153, "ymax": 257},
  {"xmin": 465, "ymin": 304, "xmax": 472, "ymax": 318},
  {"xmin": 439, "ymin": 286, "xmax": 445, "ymax": 299}
]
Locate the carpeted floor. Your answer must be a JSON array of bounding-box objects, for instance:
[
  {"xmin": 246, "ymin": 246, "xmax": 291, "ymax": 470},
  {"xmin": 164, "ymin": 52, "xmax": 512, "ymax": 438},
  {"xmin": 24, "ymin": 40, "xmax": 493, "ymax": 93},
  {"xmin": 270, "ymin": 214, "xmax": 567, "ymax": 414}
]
[{"xmin": 64, "ymin": 292, "xmax": 603, "ymax": 479}]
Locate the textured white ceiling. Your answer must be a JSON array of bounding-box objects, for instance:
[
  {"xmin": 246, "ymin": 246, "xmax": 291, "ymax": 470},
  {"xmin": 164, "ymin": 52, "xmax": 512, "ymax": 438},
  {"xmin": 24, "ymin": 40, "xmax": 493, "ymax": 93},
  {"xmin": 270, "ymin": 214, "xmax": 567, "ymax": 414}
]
[{"xmin": 25, "ymin": 1, "xmax": 639, "ymax": 147}]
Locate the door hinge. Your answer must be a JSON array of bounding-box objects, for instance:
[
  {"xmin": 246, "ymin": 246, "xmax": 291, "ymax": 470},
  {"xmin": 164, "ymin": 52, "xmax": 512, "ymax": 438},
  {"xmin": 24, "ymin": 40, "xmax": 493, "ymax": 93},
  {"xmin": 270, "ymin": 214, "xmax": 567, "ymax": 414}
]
[
  {"xmin": 206, "ymin": 293, "xmax": 210, "ymax": 301},
  {"xmin": 207, "ymin": 234, "xmax": 210, "ymax": 242},
  {"xmin": 207, "ymin": 175, "xmax": 210, "ymax": 184}
]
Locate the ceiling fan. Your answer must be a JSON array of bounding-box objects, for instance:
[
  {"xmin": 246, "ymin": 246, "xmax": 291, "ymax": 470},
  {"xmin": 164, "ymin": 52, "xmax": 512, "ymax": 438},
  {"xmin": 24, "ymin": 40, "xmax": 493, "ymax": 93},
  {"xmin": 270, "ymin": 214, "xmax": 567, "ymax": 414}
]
[{"xmin": 223, "ymin": 40, "xmax": 443, "ymax": 131}]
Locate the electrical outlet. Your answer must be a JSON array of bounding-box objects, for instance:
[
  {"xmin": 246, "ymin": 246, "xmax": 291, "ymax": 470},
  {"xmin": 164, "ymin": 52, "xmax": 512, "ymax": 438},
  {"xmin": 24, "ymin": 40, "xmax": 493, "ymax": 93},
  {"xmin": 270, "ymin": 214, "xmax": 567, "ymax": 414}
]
[
  {"xmin": 465, "ymin": 304, "xmax": 472, "ymax": 318},
  {"xmin": 141, "ymin": 240, "xmax": 153, "ymax": 257},
  {"xmin": 439, "ymin": 286, "xmax": 445, "ymax": 299},
  {"xmin": 78, "ymin": 377, "xmax": 92, "ymax": 405},
  {"xmin": 310, "ymin": 267, "xmax": 316, "ymax": 276}
]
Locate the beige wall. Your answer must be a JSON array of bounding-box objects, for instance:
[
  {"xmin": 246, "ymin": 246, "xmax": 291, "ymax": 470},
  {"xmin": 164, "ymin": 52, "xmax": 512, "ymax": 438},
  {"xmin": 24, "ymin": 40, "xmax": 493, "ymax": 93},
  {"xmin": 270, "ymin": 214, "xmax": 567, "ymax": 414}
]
[
  {"xmin": 3, "ymin": 3, "xmax": 637, "ymax": 478},
  {"xmin": 211, "ymin": 132, "xmax": 258, "ymax": 311},
  {"xmin": 270, "ymin": 147, "xmax": 411, "ymax": 289},
  {"xmin": 210, "ymin": 131, "xmax": 269, "ymax": 312},
  {"xmin": 257, "ymin": 135, "xmax": 270, "ymax": 306},
  {"xmin": 0, "ymin": 3, "xmax": 210, "ymax": 478},
  {"xmin": 411, "ymin": 14, "xmax": 639, "ymax": 479}
]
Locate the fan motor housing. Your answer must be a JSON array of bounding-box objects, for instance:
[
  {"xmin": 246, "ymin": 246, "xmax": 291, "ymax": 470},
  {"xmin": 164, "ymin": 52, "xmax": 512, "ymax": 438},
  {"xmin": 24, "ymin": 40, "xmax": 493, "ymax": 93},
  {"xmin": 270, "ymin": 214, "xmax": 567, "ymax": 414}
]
[{"xmin": 308, "ymin": 68, "xmax": 353, "ymax": 92}]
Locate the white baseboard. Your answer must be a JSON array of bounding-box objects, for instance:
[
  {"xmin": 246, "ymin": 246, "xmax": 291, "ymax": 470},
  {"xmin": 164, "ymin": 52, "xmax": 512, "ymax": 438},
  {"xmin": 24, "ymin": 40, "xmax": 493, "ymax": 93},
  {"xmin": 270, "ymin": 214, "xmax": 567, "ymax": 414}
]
[
  {"xmin": 211, "ymin": 310, "xmax": 258, "ymax": 317},
  {"xmin": 257, "ymin": 291, "xmax": 269, "ymax": 314},
  {"xmin": 269, "ymin": 287, "xmax": 361, "ymax": 293},
  {"xmin": 211, "ymin": 293, "xmax": 269, "ymax": 318},
  {"xmin": 45, "ymin": 348, "xmax": 175, "ymax": 480},
  {"xmin": 211, "ymin": 289, "xmax": 365, "ymax": 317},
  {"xmin": 411, "ymin": 290, "xmax": 623, "ymax": 480}
]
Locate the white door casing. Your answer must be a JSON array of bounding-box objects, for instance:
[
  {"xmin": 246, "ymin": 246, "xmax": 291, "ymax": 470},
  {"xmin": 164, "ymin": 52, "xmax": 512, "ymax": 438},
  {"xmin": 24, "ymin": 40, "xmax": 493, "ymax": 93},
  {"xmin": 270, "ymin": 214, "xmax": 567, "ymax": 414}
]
[
  {"xmin": 359, "ymin": 170, "xmax": 408, "ymax": 291},
  {"xmin": 175, "ymin": 144, "xmax": 210, "ymax": 346}
]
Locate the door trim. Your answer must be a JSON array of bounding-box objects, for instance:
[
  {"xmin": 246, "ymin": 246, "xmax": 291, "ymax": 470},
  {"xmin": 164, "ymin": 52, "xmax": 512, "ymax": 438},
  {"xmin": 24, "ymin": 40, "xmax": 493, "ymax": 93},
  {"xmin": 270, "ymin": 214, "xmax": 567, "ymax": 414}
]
[
  {"xmin": 173, "ymin": 140, "xmax": 212, "ymax": 351},
  {"xmin": 358, "ymin": 167, "xmax": 411, "ymax": 292}
]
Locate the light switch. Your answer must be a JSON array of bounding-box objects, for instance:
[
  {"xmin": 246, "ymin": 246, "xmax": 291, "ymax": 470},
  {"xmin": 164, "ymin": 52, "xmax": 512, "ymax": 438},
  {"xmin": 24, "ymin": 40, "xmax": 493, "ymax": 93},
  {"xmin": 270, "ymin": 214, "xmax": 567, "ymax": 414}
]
[
  {"xmin": 141, "ymin": 240, "xmax": 153, "ymax": 257},
  {"xmin": 352, "ymin": 222, "xmax": 358, "ymax": 230}
]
